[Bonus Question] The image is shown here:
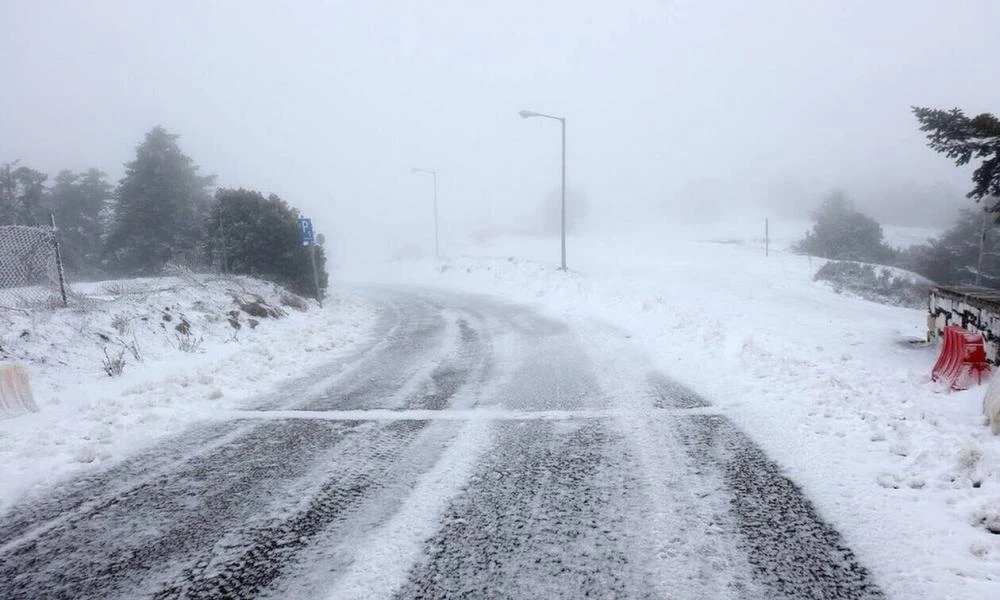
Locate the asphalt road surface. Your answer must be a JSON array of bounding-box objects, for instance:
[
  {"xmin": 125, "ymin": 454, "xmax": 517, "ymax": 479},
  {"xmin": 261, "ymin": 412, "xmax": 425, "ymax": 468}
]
[{"xmin": 0, "ymin": 288, "xmax": 885, "ymax": 599}]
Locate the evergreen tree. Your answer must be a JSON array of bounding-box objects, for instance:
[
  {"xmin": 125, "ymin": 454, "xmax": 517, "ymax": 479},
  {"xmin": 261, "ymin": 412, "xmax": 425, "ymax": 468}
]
[
  {"xmin": 48, "ymin": 169, "xmax": 112, "ymax": 278},
  {"xmin": 794, "ymin": 192, "xmax": 895, "ymax": 262},
  {"xmin": 901, "ymin": 208, "xmax": 1000, "ymax": 288},
  {"xmin": 208, "ymin": 188, "xmax": 328, "ymax": 297},
  {"xmin": 0, "ymin": 161, "xmax": 48, "ymax": 226},
  {"xmin": 913, "ymin": 107, "xmax": 1000, "ymax": 209},
  {"xmin": 104, "ymin": 126, "xmax": 215, "ymax": 275}
]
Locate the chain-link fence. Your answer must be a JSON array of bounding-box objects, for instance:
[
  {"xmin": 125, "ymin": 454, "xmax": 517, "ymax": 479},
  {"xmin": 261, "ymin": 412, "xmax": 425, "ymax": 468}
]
[{"xmin": 0, "ymin": 225, "xmax": 67, "ymax": 310}]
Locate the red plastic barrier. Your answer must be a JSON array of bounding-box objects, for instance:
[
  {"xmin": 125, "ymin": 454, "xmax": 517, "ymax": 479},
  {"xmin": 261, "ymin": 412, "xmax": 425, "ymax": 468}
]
[{"xmin": 931, "ymin": 325, "xmax": 991, "ymax": 390}]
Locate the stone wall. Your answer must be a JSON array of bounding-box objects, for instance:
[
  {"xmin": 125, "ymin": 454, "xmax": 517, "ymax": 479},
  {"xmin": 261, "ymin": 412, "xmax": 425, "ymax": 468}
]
[{"xmin": 928, "ymin": 286, "xmax": 1000, "ymax": 365}]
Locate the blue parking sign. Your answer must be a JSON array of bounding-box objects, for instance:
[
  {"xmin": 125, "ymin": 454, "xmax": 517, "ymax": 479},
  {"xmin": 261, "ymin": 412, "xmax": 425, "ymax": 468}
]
[{"xmin": 298, "ymin": 217, "xmax": 314, "ymax": 245}]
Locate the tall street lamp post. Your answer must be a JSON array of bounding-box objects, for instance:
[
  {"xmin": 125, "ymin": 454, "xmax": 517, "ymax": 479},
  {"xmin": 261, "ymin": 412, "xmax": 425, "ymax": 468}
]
[
  {"xmin": 519, "ymin": 109, "xmax": 567, "ymax": 271},
  {"xmin": 411, "ymin": 167, "xmax": 439, "ymax": 258}
]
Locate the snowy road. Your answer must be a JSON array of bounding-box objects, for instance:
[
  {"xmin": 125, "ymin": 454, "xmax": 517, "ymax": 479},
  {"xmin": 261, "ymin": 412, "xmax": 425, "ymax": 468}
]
[{"xmin": 0, "ymin": 289, "xmax": 885, "ymax": 599}]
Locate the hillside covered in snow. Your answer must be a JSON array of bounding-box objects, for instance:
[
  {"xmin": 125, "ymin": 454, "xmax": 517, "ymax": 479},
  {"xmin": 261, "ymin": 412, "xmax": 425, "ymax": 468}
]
[{"xmin": 0, "ymin": 275, "xmax": 376, "ymax": 508}]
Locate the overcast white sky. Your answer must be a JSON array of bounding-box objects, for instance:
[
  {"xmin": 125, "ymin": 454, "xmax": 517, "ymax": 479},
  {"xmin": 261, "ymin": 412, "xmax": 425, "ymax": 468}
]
[{"xmin": 2, "ymin": 0, "xmax": 998, "ymax": 259}]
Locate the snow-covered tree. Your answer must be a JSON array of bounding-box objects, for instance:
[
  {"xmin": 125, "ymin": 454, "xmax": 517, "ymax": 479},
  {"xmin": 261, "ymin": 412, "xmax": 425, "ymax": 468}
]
[
  {"xmin": 0, "ymin": 161, "xmax": 48, "ymax": 226},
  {"xmin": 913, "ymin": 107, "xmax": 1000, "ymax": 209},
  {"xmin": 208, "ymin": 188, "xmax": 328, "ymax": 296},
  {"xmin": 104, "ymin": 126, "xmax": 215, "ymax": 275},
  {"xmin": 901, "ymin": 207, "xmax": 1000, "ymax": 288},
  {"xmin": 794, "ymin": 192, "xmax": 895, "ymax": 263},
  {"xmin": 48, "ymin": 169, "xmax": 112, "ymax": 278}
]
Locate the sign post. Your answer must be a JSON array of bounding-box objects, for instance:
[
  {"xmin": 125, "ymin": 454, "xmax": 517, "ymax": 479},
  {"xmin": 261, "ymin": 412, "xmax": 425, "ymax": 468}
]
[{"xmin": 298, "ymin": 217, "xmax": 323, "ymax": 308}]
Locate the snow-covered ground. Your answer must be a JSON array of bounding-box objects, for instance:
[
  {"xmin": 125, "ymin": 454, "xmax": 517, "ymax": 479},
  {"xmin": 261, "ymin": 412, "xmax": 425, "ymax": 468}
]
[
  {"xmin": 0, "ymin": 275, "xmax": 376, "ymax": 510},
  {"xmin": 341, "ymin": 218, "xmax": 1000, "ymax": 600},
  {"xmin": 3, "ymin": 217, "xmax": 998, "ymax": 598}
]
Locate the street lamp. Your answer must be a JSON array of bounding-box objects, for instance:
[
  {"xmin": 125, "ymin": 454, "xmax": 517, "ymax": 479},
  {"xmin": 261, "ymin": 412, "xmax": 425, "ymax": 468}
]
[
  {"xmin": 519, "ymin": 109, "xmax": 567, "ymax": 270},
  {"xmin": 411, "ymin": 167, "xmax": 439, "ymax": 258}
]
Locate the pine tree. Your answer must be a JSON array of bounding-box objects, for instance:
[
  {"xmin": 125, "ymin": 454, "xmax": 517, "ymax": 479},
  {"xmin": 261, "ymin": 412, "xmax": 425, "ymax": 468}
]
[
  {"xmin": 902, "ymin": 208, "xmax": 1000, "ymax": 288},
  {"xmin": 209, "ymin": 188, "xmax": 328, "ymax": 296},
  {"xmin": 913, "ymin": 107, "xmax": 1000, "ymax": 208},
  {"xmin": 48, "ymin": 169, "xmax": 112, "ymax": 278},
  {"xmin": 793, "ymin": 192, "xmax": 895, "ymax": 262},
  {"xmin": 104, "ymin": 126, "xmax": 215, "ymax": 275},
  {"xmin": 0, "ymin": 161, "xmax": 48, "ymax": 226}
]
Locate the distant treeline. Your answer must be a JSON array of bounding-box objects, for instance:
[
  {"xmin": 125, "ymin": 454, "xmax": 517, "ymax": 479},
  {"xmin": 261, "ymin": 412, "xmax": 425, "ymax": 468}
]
[
  {"xmin": 0, "ymin": 126, "xmax": 326, "ymax": 296},
  {"xmin": 796, "ymin": 105, "xmax": 1000, "ymax": 288},
  {"xmin": 794, "ymin": 192, "xmax": 1000, "ymax": 288}
]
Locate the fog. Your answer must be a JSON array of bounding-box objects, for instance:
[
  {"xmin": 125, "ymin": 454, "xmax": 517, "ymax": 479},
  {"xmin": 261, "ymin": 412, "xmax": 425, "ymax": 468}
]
[{"xmin": 2, "ymin": 0, "xmax": 998, "ymax": 263}]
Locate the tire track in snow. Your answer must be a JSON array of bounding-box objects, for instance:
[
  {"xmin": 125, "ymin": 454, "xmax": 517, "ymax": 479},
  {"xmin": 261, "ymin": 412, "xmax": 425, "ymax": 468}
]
[
  {"xmin": 149, "ymin": 420, "xmax": 429, "ymax": 600},
  {"xmin": 0, "ymin": 419, "xmax": 362, "ymax": 599},
  {"xmin": 396, "ymin": 419, "xmax": 659, "ymax": 599},
  {"xmin": 649, "ymin": 375, "xmax": 885, "ymax": 599},
  {"xmin": 0, "ymin": 289, "xmax": 887, "ymax": 599},
  {"xmin": 392, "ymin": 309, "xmax": 885, "ymax": 600},
  {"xmin": 675, "ymin": 414, "xmax": 885, "ymax": 600},
  {"xmin": 0, "ymin": 290, "xmax": 491, "ymax": 599},
  {"xmin": 0, "ymin": 290, "xmax": 415, "ymax": 551}
]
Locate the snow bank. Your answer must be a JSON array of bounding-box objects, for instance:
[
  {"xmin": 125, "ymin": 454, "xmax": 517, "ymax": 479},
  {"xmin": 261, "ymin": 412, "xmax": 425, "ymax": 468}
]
[
  {"xmin": 0, "ymin": 275, "xmax": 377, "ymax": 509},
  {"xmin": 342, "ymin": 219, "xmax": 998, "ymax": 600}
]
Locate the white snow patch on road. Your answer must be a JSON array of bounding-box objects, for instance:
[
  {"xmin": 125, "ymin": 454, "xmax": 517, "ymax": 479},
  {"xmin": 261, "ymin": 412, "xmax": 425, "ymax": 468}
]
[
  {"xmin": 323, "ymin": 418, "xmax": 493, "ymax": 600},
  {"xmin": 222, "ymin": 407, "xmax": 722, "ymax": 422},
  {"xmin": 341, "ymin": 218, "xmax": 1000, "ymax": 600},
  {"xmin": 0, "ymin": 275, "xmax": 377, "ymax": 509}
]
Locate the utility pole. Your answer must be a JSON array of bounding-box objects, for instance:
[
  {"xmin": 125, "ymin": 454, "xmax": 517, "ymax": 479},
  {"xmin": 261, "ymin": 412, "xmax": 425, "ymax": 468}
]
[{"xmin": 977, "ymin": 207, "xmax": 988, "ymax": 286}]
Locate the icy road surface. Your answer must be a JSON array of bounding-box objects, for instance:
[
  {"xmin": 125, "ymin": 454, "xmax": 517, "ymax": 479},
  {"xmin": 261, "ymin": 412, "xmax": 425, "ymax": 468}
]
[{"xmin": 0, "ymin": 289, "xmax": 884, "ymax": 599}]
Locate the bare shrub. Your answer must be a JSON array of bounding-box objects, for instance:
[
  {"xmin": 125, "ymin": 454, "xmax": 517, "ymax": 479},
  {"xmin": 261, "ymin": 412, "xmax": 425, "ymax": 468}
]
[
  {"xmin": 814, "ymin": 261, "xmax": 929, "ymax": 309},
  {"xmin": 175, "ymin": 331, "xmax": 203, "ymax": 353},
  {"xmin": 111, "ymin": 313, "xmax": 132, "ymax": 336},
  {"xmin": 102, "ymin": 347, "xmax": 126, "ymax": 377},
  {"xmin": 117, "ymin": 335, "xmax": 142, "ymax": 362}
]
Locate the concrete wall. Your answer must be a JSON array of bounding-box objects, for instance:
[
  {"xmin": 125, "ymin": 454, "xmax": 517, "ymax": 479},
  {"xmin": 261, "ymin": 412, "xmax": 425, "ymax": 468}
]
[{"xmin": 928, "ymin": 288, "xmax": 1000, "ymax": 365}]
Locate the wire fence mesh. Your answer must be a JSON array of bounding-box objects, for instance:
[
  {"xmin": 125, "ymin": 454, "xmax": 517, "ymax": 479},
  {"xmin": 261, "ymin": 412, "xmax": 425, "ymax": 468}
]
[{"xmin": 0, "ymin": 225, "xmax": 66, "ymax": 310}]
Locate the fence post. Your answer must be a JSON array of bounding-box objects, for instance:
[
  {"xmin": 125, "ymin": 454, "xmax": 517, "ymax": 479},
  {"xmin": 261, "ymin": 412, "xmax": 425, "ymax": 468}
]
[
  {"xmin": 308, "ymin": 242, "xmax": 322, "ymax": 308},
  {"xmin": 49, "ymin": 213, "xmax": 68, "ymax": 307}
]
